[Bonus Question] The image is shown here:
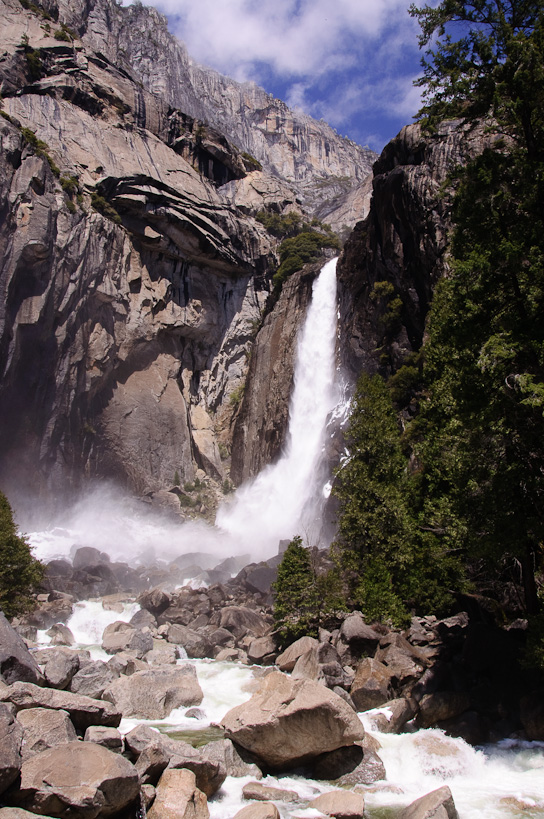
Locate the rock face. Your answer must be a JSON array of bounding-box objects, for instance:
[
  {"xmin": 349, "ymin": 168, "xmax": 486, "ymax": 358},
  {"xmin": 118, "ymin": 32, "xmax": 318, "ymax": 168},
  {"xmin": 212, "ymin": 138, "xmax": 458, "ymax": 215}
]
[
  {"xmin": 337, "ymin": 119, "xmax": 500, "ymax": 380},
  {"xmin": 221, "ymin": 671, "xmax": 364, "ymax": 770},
  {"xmin": 15, "ymin": 741, "xmax": 139, "ymax": 819},
  {"xmin": 0, "ymin": 0, "xmax": 374, "ymax": 504}
]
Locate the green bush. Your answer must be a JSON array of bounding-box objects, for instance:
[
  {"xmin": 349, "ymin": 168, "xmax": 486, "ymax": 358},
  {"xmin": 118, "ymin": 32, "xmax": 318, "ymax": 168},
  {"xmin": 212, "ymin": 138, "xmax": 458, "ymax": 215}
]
[
  {"xmin": 91, "ymin": 192, "xmax": 122, "ymax": 225},
  {"xmin": 20, "ymin": 127, "xmax": 60, "ymax": 176},
  {"xmin": 0, "ymin": 492, "xmax": 44, "ymax": 618}
]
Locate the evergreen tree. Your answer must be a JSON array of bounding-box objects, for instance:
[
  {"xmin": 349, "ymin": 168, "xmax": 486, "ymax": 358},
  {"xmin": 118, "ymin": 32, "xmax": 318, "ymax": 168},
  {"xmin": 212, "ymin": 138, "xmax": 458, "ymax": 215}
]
[
  {"xmin": 0, "ymin": 492, "xmax": 44, "ymax": 618},
  {"xmin": 333, "ymin": 373, "xmax": 461, "ymax": 625},
  {"xmin": 411, "ymin": 0, "xmax": 544, "ymax": 614}
]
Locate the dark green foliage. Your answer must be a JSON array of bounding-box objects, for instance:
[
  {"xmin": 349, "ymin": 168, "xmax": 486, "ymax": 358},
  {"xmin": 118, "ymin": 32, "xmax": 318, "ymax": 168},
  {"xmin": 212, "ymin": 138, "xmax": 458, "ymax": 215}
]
[
  {"xmin": 20, "ymin": 127, "xmax": 60, "ymax": 176},
  {"xmin": 410, "ymin": 0, "xmax": 544, "ymax": 623},
  {"xmin": 90, "ymin": 192, "xmax": 122, "ymax": 225},
  {"xmin": 333, "ymin": 373, "xmax": 462, "ymax": 626},
  {"xmin": 255, "ymin": 210, "xmax": 302, "ymax": 238},
  {"xmin": 273, "ymin": 536, "xmax": 343, "ymax": 645},
  {"xmin": 273, "ymin": 227, "xmax": 340, "ymax": 290},
  {"xmin": 0, "ymin": 492, "xmax": 44, "ymax": 618},
  {"xmin": 410, "ymin": 0, "xmax": 544, "ymax": 159},
  {"xmin": 18, "ymin": 0, "xmax": 52, "ymax": 20},
  {"xmin": 241, "ymin": 151, "xmax": 262, "ymax": 171},
  {"xmin": 24, "ymin": 47, "xmax": 44, "ymax": 81},
  {"xmin": 53, "ymin": 27, "xmax": 71, "ymax": 41},
  {"xmin": 173, "ymin": 470, "xmax": 180, "ymax": 487}
]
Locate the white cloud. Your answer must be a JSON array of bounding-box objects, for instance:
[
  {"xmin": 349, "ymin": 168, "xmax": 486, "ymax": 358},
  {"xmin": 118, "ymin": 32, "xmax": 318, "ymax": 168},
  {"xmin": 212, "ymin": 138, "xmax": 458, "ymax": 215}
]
[{"xmin": 132, "ymin": 0, "xmax": 425, "ymax": 147}]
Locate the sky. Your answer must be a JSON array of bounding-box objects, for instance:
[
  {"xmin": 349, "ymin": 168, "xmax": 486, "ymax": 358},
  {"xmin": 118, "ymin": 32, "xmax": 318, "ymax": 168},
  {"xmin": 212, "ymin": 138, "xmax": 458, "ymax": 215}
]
[{"xmin": 131, "ymin": 0, "xmax": 427, "ymax": 153}]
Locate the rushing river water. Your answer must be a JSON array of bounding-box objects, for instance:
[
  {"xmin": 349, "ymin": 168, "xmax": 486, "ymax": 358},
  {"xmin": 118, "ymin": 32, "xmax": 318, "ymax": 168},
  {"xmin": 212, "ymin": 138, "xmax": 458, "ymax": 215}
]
[
  {"xmin": 27, "ymin": 259, "xmax": 544, "ymax": 816},
  {"xmin": 36, "ymin": 600, "xmax": 544, "ymax": 819}
]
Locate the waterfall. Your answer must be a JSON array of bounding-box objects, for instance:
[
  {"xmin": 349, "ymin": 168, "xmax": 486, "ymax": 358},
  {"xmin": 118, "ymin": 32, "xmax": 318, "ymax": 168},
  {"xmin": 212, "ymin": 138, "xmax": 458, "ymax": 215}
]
[{"xmin": 216, "ymin": 257, "xmax": 340, "ymax": 558}]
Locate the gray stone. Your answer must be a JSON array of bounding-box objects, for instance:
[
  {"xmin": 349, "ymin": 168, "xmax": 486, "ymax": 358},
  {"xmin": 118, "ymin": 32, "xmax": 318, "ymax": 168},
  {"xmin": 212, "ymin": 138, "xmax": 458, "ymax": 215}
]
[
  {"xmin": 102, "ymin": 664, "xmax": 203, "ymax": 719},
  {"xmin": 399, "ymin": 786, "xmax": 459, "ymax": 819},
  {"xmin": 1, "ymin": 681, "xmax": 121, "ymax": 728},
  {"xmin": 0, "ymin": 612, "xmax": 43, "ymax": 686},
  {"xmin": 18, "ymin": 707, "xmax": 77, "ymax": 760},
  {"xmin": 0, "ymin": 703, "xmax": 23, "ymax": 795},
  {"xmin": 84, "ymin": 726, "xmax": 124, "ymax": 753},
  {"xmin": 147, "ymin": 769, "xmax": 209, "ymax": 819}
]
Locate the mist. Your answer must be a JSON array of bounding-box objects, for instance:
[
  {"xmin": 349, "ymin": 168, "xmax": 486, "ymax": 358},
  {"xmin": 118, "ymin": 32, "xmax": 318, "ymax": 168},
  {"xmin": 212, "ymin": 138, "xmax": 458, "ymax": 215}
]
[{"xmin": 22, "ymin": 259, "xmax": 344, "ymax": 573}]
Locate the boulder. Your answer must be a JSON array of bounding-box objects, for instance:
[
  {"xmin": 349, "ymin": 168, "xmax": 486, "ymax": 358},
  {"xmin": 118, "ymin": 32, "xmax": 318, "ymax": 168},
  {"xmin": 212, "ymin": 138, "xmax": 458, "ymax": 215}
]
[
  {"xmin": 0, "ymin": 612, "xmax": 44, "ymax": 686},
  {"xmin": 1, "ymin": 681, "xmax": 121, "ymax": 728},
  {"xmin": 69, "ymin": 660, "xmax": 116, "ymax": 699},
  {"xmin": 33, "ymin": 648, "xmax": 80, "ymax": 690},
  {"xmin": 520, "ymin": 692, "xmax": 544, "ymax": 741},
  {"xmin": 137, "ymin": 588, "xmax": 171, "ymax": 617},
  {"xmin": 15, "ymin": 741, "xmax": 139, "ymax": 818},
  {"xmin": 147, "ymin": 769, "xmax": 209, "ymax": 819},
  {"xmin": 0, "ymin": 811, "xmax": 57, "ymax": 818},
  {"xmin": 242, "ymin": 782, "xmax": 299, "ymax": 802},
  {"xmin": 101, "ymin": 621, "xmax": 153, "ymax": 657},
  {"xmin": 219, "ymin": 607, "xmax": 271, "ymax": 640},
  {"xmin": 46, "ymin": 624, "xmax": 75, "ymax": 646},
  {"xmin": 308, "ymin": 790, "xmax": 366, "ymax": 819},
  {"xmin": 202, "ymin": 739, "xmax": 262, "ymax": 779},
  {"xmin": 125, "ymin": 725, "xmax": 226, "ymax": 796},
  {"xmin": 336, "ymin": 614, "xmax": 381, "ymax": 663},
  {"xmin": 84, "ymin": 726, "xmax": 124, "ymax": 754},
  {"xmin": 72, "ymin": 547, "xmax": 110, "ymax": 569},
  {"xmin": 102, "ymin": 664, "xmax": 202, "ymax": 719},
  {"xmin": 106, "ymin": 652, "xmax": 147, "ymax": 676},
  {"xmin": 0, "ymin": 704, "xmax": 23, "ymax": 795},
  {"xmin": 144, "ymin": 645, "xmax": 179, "ymax": 665},
  {"xmin": 364, "ymin": 698, "xmax": 415, "ymax": 734},
  {"xmin": 350, "ymin": 658, "xmax": 394, "ymax": 711},
  {"xmin": 417, "ymin": 692, "xmax": 472, "ymax": 729},
  {"xmin": 247, "ymin": 635, "xmax": 278, "ymax": 665},
  {"xmin": 311, "ymin": 737, "xmax": 386, "ymax": 785},
  {"xmin": 292, "ymin": 642, "xmax": 347, "ymax": 690},
  {"xmin": 17, "ymin": 707, "xmax": 77, "ymax": 760},
  {"xmin": 221, "ymin": 671, "xmax": 364, "ymax": 769},
  {"xmin": 233, "ymin": 804, "xmax": 279, "ymax": 819},
  {"xmin": 276, "ymin": 636, "xmax": 319, "ymax": 672},
  {"xmin": 167, "ymin": 624, "xmax": 213, "ymax": 658},
  {"xmin": 399, "ymin": 786, "xmax": 459, "ymax": 819},
  {"xmin": 375, "ymin": 634, "xmax": 429, "ymax": 688}
]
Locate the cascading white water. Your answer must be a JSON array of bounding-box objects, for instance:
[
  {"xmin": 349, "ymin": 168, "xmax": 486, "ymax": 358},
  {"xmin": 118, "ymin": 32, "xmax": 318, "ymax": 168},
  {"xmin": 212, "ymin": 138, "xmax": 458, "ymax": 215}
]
[{"xmin": 215, "ymin": 257, "xmax": 340, "ymax": 556}]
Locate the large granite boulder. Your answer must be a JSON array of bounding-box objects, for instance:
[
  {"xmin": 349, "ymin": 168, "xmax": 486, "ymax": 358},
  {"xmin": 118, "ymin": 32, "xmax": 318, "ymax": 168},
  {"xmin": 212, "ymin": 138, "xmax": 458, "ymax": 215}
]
[
  {"xmin": 147, "ymin": 769, "xmax": 209, "ymax": 819},
  {"xmin": 276, "ymin": 636, "xmax": 319, "ymax": 672},
  {"xmin": 33, "ymin": 648, "xmax": 80, "ymax": 690},
  {"xmin": 14, "ymin": 741, "xmax": 139, "ymax": 818},
  {"xmin": 219, "ymin": 607, "xmax": 272, "ymax": 640},
  {"xmin": 69, "ymin": 661, "xmax": 116, "ymax": 700},
  {"xmin": 0, "ymin": 704, "xmax": 23, "ymax": 795},
  {"xmin": 0, "ymin": 612, "xmax": 43, "ymax": 686},
  {"xmin": 221, "ymin": 671, "xmax": 364, "ymax": 769},
  {"xmin": 17, "ymin": 707, "xmax": 77, "ymax": 760},
  {"xmin": 102, "ymin": 664, "xmax": 202, "ymax": 719},
  {"xmin": 101, "ymin": 621, "xmax": 153, "ymax": 657},
  {"xmin": 0, "ymin": 682, "xmax": 121, "ymax": 728},
  {"xmin": 308, "ymin": 790, "xmax": 366, "ymax": 819},
  {"xmin": 350, "ymin": 658, "xmax": 394, "ymax": 711},
  {"xmin": 399, "ymin": 786, "xmax": 459, "ymax": 819}
]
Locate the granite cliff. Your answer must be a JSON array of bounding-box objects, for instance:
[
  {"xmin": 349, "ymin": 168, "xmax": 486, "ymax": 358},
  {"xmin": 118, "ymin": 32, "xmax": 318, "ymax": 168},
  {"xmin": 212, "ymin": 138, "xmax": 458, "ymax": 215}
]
[{"xmin": 0, "ymin": 0, "xmax": 375, "ymax": 512}]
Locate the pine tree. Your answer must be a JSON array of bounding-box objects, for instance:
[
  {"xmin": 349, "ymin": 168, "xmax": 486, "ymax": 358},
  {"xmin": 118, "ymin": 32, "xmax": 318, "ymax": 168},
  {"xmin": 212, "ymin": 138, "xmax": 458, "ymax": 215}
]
[{"xmin": 0, "ymin": 492, "xmax": 44, "ymax": 618}]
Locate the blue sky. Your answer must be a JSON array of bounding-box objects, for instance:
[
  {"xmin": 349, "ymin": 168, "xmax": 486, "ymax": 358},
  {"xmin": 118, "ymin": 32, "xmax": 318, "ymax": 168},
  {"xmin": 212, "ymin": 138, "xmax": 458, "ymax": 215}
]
[{"xmin": 135, "ymin": 0, "xmax": 426, "ymax": 153}]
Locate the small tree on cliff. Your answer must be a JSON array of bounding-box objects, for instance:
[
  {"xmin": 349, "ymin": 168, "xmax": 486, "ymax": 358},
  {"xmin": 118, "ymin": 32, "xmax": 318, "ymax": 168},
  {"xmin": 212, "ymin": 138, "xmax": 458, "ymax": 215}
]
[{"xmin": 0, "ymin": 491, "xmax": 44, "ymax": 618}]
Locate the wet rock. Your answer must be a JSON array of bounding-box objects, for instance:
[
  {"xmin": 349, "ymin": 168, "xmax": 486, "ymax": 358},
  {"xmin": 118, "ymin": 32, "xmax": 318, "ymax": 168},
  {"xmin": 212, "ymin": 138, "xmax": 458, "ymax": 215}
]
[
  {"xmin": 399, "ymin": 785, "xmax": 459, "ymax": 819},
  {"xmin": 0, "ymin": 612, "xmax": 44, "ymax": 686},
  {"xmin": 18, "ymin": 707, "xmax": 77, "ymax": 760},
  {"xmin": 311, "ymin": 737, "xmax": 386, "ymax": 786},
  {"xmin": 147, "ymin": 768, "xmax": 209, "ymax": 819},
  {"xmin": 233, "ymin": 804, "xmax": 279, "ymax": 819},
  {"xmin": 102, "ymin": 664, "xmax": 203, "ymax": 719},
  {"xmin": 242, "ymin": 781, "xmax": 299, "ymax": 802},
  {"xmin": 417, "ymin": 692, "xmax": 472, "ymax": 729},
  {"xmin": 309, "ymin": 789, "xmax": 366, "ymax": 819},
  {"xmin": 0, "ymin": 704, "xmax": 23, "ymax": 795},
  {"xmin": 14, "ymin": 741, "xmax": 139, "ymax": 818},
  {"xmin": 221, "ymin": 671, "xmax": 364, "ymax": 769},
  {"xmin": 1, "ymin": 681, "xmax": 121, "ymax": 729},
  {"xmin": 138, "ymin": 588, "xmax": 171, "ymax": 618},
  {"xmin": 72, "ymin": 547, "xmax": 110, "ymax": 569},
  {"xmin": 364, "ymin": 698, "xmax": 416, "ymax": 734},
  {"xmin": 46, "ymin": 624, "xmax": 75, "ymax": 647},
  {"xmin": 202, "ymin": 739, "xmax": 262, "ymax": 779}
]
